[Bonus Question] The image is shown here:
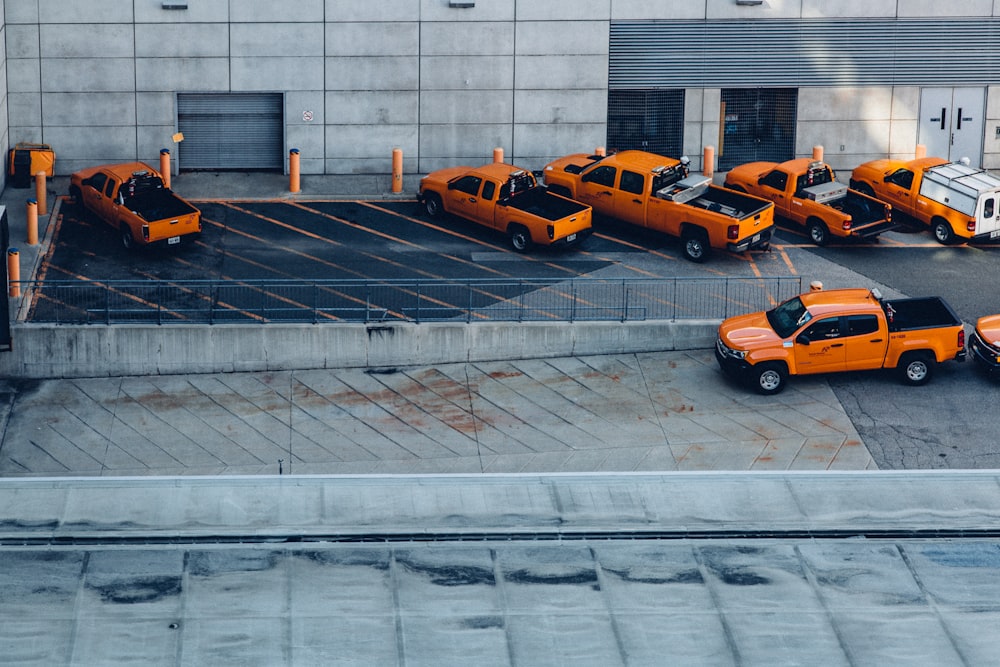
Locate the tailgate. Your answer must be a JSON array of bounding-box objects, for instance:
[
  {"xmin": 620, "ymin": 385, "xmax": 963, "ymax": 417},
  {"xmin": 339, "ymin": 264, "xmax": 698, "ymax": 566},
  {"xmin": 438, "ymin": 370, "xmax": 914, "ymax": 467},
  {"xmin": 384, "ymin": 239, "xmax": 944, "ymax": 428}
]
[{"xmin": 145, "ymin": 211, "xmax": 201, "ymax": 243}]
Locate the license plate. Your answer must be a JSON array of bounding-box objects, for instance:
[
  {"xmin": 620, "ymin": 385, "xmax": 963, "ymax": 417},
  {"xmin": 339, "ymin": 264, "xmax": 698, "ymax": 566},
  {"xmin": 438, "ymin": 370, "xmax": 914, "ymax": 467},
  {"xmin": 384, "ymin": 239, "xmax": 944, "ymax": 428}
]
[
  {"xmin": 167, "ymin": 236, "xmax": 181, "ymax": 245},
  {"xmin": 566, "ymin": 233, "xmax": 576, "ymax": 242},
  {"xmin": 991, "ymin": 229, "xmax": 1000, "ymax": 239},
  {"xmin": 752, "ymin": 233, "xmax": 761, "ymax": 243}
]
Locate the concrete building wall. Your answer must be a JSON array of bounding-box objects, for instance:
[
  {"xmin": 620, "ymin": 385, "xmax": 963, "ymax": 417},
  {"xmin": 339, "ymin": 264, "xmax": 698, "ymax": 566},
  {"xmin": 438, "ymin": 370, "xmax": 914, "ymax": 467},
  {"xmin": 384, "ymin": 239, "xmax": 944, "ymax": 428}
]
[{"xmin": 4, "ymin": 0, "xmax": 999, "ymax": 178}]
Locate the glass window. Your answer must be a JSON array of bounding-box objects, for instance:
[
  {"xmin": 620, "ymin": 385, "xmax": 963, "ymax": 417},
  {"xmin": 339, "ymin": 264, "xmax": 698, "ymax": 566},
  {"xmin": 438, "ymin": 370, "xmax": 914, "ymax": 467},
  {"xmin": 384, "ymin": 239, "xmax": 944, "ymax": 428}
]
[
  {"xmin": 104, "ymin": 178, "xmax": 117, "ymax": 198},
  {"xmin": 803, "ymin": 317, "xmax": 841, "ymax": 340},
  {"xmin": 760, "ymin": 170, "xmax": 787, "ymax": 191},
  {"xmin": 86, "ymin": 173, "xmax": 108, "ymax": 194},
  {"xmin": 481, "ymin": 180, "xmax": 496, "ymax": 201},
  {"xmin": 452, "ymin": 175, "xmax": 482, "ymax": 196},
  {"xmin": 582, "ymin": 165, "xmax": 617, "ymax": 188},
  {"xmin": 985, "ymin": 196, "xmax": 995, "ymax": 219},
  {"xmin": 619, "ymin": 170, "xmax": 645, "ymax": 195},
  {"xmin": 886, "ymin": 169, "xmax": 914, "ymax": 189},
  {"xmin": 846, "ymin": 315, "xmax": 879, "ymax": 336}
]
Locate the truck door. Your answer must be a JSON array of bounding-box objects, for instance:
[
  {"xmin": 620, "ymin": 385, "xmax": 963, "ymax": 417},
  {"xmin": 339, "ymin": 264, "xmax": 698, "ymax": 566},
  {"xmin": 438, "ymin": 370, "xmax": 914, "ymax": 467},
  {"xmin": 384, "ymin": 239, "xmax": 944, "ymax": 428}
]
[
  {"xmin": 612, "ymin": 169, "xmax": 648, "ymax": 227},
  {"xmin": 757, "ymin": 169, "xmax": 792, "ymax": 218},
  {"xmin": 80, "ymin": 171, "xmax": 109, "ymax": 214},
  {"xmin": 881, "ymin": 168, "xmax": 918, "ymax": 217},
  {"xmin": 97, "ymin": 176, "xmax": 120, "ymax": 223},
  {"xmin": 919, "ymin": 87, "xmax": 986, "ymax": 166},
  {"xmin": 578, "ymin": 165, "xmax": 617, "ymax": 216},
  {"xmin": 841, "ymin": 314, "xmax": 887, "ymax": 371},
  {"xmin": 792, "ymin": 316, "xmax": 847, "ymax": 374},
  {"xmin": 446, "ymin": 175, "xmax": 486, "ymax": 225}
]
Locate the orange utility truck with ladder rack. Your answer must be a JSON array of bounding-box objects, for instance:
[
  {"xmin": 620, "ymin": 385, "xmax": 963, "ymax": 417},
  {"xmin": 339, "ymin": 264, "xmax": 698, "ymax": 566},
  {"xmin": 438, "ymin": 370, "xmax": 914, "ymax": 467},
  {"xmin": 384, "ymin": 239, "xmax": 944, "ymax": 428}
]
[{"xmin": 850, "ymin": 157, "xmax": 1000, "ymax": 245}]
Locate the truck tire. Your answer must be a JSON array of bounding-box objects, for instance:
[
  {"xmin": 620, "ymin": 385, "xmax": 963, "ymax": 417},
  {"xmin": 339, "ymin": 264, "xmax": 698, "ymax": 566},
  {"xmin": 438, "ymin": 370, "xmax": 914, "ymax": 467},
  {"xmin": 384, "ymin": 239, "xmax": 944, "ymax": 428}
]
[
  {"xmin": 681, "ymin": 228, "xmax": 710, "ymax": 263},
  {"xmin": 808, "ymin": 219, "xmax": 830, "ymax": 246},
  {"xmin": 898, "ymin": 352, "xmax": 935, "ymax": 386},
  {"xmin": 932, "ymin": 219, "xmax": 955, "ymax": 245},
  {"xmin": 750, "ymin": 362, "xmax": 787, "ymax": 395},
  {"xmin": 508, "ymin": 225, "xmax": 533, "ymax": 253},
  {"xmin": 423, "ymin": 192, "xmax": 443, "ymax": 218},
  {"xmin": 120, "ymin": 223, "xmax": 135, "ymax": 251},
  {"xmin": 853, "ymin": 182, "xmax": 876, "ymax": 198}
]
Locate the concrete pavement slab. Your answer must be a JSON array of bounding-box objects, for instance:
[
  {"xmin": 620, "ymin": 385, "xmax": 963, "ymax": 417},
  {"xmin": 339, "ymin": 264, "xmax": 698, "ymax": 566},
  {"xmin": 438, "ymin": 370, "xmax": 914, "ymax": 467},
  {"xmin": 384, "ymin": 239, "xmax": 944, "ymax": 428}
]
[{"xmin": 0, "ymin": 350, "xmax": 873, "ymax": 476}]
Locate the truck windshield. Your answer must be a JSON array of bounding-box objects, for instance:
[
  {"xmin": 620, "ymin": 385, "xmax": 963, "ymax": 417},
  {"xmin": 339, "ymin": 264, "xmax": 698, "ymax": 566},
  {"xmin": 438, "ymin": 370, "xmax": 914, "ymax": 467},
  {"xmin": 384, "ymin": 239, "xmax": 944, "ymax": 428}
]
[{"xmin": 766, "ymin": 297, "xmax": 812, "ymax": 338}]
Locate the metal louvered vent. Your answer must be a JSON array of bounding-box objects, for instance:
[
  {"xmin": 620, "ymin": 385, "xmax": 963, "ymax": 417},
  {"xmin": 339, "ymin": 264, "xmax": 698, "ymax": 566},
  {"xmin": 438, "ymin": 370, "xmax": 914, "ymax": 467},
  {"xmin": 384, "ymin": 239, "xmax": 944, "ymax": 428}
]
[
  {"xmin": 610, "ymin": 18, "xmax": 1000, "ymax": 88},
  {"xmin": 177, "ymin": 93, "xmax": 284, "ymax": 171}
]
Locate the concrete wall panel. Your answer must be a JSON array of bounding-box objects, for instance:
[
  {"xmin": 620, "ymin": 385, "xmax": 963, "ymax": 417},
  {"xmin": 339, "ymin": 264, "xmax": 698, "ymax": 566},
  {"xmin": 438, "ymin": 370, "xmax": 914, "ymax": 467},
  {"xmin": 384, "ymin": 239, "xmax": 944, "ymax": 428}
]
[
  {"xmin": 422, "ymin": 90, "xmax": 513, "ymax": 125},
  {"xmin": 231, "ymin": 23, "xmax": 324, "ymax": 58},
  {"xmin": 326, "ymin": 124, "xmax": 418, "ymax": 159},
  {"xmin": 513, "ymin": 90, "xmax": 608, "ymax": 125},
  {"xmin": 5, "ymin": 59, "xmax": 39, "ymax": 94},
  {"xmin": 37, "ymin": 0, "xmax": 132, "ymax": 24},
  {"xmin": 419, "ymin": 0, "xmax": 513, "ymax": 22},
  {"xmin": 895, "ymin": 0, "xmax": 994, "ymax": 16},
  {"xmin": 231, "ymin": 0, "xmax": 325, "ymax": 23},
  {"xmin": 286, "ymin": 91, "xmax": 326, "ymax": 126},
  {"xmin": 420, "ymin": 56, "xmax": 513, "ymax": 91},
  {"xmin": 231, "ymin": 57, "xmax": 324, "ymax": 92},
  {"xmin": 40, "ymin": 24, "xmax": 134, "ymax": 58},
  {"xmin": 514, "ymin": 55, "xmax": 608, "ymax": 90},
  {"xmin": 135, "ymin": 58, "xmax": 231, "ymax": 93},
  {"xmin": 42, "ymin": 126, "xmax": 137, "ymax": 165},
  {"xmin": 516, "ymin": 0, "xmax": 610, "ymax": 21},
  {"xmin": 137, "ymin": 92, "xmax": 178, "ymax": 127},
  {"xmin": 326, "ymin": 0, "xmax": 421, "ymax": 22},
  {"xmin": 41, "ymin": 58, "xmax": 136, "ymax": 93},
  {"xmin": 7, "ymin": 93, "xmax": 41, "ymax": 129},
  {"xmin": 515, "ymin": 22, "xmax": 608, "ymax": 55},
  {"xmin": 798, "ymin": 87, "xmax": 892, "ymax": 122},
  {"xmin": 135, "ymin": 24, "xmax": 230, "ymax": 58},
  {"xmin": 7, "ymin": 25, "xmax": 39, "ymax": 59},
  {"xmin": 513, "ymin": 123, "xmax": 608, "ymax": 163},
  {"xmin": 801, "ymin": 0, "xmax": 897, "ymax": 17},
  {"xmin": 327, "ymin": 91, "xmax": 419, "ymax": 125},
  {"xmin": 420, "ymin": 124, "xmax": 513, "ymax": 160},
  {"xmin": 420, "ymin": 22, "xmax": 513, "ymax": 57},
  {"xmin": 41, "ymin": 93, "xmax": 137, "ymax": 126},
  {"xmin": 134, "ymin": 1, "xmax": 229, "ymax": 23},
  {"xmin": 326, "ymin": 23, "xmax": 419, "ymax": 57},
  {"xmin": 326, "ymin": 57, "xmax": 419, "ymax": 91},
  {"xmin": 0, "ymin": 320, "xmax": 719, "ymax": 379}
]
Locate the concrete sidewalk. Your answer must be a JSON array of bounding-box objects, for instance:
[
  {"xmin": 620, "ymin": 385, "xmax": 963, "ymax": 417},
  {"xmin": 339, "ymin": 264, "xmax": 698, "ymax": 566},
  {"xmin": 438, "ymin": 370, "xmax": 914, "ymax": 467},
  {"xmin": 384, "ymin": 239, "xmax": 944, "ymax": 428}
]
[{"xmin": 0, "ymin": 349, "xmax": 873, "ymax": 477}]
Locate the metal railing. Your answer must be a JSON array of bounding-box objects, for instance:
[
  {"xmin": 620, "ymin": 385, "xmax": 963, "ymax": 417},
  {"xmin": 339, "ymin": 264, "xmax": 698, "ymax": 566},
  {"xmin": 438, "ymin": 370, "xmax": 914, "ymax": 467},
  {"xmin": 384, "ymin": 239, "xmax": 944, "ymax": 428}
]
[{"xmin": 17, "ymin": 277, "xmax": 804, "ymax": 325}]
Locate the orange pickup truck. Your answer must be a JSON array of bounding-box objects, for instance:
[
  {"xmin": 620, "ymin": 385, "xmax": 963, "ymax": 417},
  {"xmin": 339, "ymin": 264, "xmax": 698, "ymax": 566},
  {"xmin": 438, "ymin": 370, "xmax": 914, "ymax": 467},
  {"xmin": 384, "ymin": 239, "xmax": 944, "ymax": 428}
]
[
  {"xmin": 968, "ymin": 315, "xmax": 1000, "ymax": 377},
  {"xmin": 716, "ymin": 287, "xmax": 966, "ymax": 394},
  {"xmin": 542, "ymin": 150, "xmax": 774, "ymax": 262},
  {"xmin": 850, "ymin": 157, "xmax": 1000, "ymax": 245},
  {"xmin": 725, "ymin": 158, "xmax": 896, "ymax": 246},
  {"xmin": 418, "ymin": 162, "xmax": 592, "ymax": 252},
  {"xmin": 70, "ymin": 162, "xmax": 201, "ymax": 250}
]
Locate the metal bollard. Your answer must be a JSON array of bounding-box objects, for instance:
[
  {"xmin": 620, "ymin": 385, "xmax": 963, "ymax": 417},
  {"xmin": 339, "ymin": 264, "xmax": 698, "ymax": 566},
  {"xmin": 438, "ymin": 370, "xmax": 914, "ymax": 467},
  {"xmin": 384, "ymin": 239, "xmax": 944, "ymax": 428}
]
[
  {"xmin": 35, "ymin": 172, "xmax": 47, "ymax": 216},
  {"xmin": 703, "ymin": 146, "xmax": 715, "ymax": 178},
  {"xmin": 392, "ymin": 148, "xmax": 403, "ymax": 194},
  {"xmin": 160, "ymin": 149, "xmax": 171, "ymax": 189},
  {"xmin": 289, "ymin": 148, "xmax": 300, "ymax": 193},
  {"xmin": 595, "ymin": 147, "xmax": 606, "ymax": 157},
  {"xmin": 493, "ymin": 147, "xmax": 504, "ymax": 164},
  {"xmin": 7, "ymin": 248, "xmax": 19, "ymax": 298},
  {"xmin": 915, "ymin": 144, "xmax": 927, "ymax": 159},
  {"xmin": 812, "ymin": 145, "xmax": 824, "ymax": 162},
  {"xmin": 26, "ymin": 199, "xmax": 38, "ymax": 246}
]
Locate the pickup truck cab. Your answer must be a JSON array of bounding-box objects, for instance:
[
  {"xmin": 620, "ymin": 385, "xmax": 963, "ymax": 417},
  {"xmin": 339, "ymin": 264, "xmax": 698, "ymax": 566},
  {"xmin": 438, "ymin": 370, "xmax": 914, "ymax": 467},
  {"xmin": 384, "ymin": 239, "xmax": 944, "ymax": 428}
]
[
  {"xmin": 70, "ymin": 162, "xmax": 201, "ymax": 249},
  {"xmin": 850, "ymin": 157, "xmax": 1000, "ymax": 245},
  {"xmin": 725, "ymin": 158, "xmax": 896, "ymax": 246},
  {"xmin": 542, "ymin": 150, "xmax": 775, "ymax": 262},
  {"xmin": 716, "ymin": 287, "xmax": 966, "ymax": 394},
  {"xmin": 418, "ymin": 163, "xmax": 592, "ymax": 252}
]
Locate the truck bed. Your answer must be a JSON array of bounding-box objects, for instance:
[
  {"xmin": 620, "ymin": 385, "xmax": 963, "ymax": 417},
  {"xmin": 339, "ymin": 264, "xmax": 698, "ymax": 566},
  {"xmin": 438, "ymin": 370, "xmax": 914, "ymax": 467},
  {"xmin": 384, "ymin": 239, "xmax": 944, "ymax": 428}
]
[
  {"xmin": 883, "ymin": 297, "xmax": 962, "ymax": 332},
  {"xmin": 685, "ymin": 185, "xmax": 772, "ymax": 220},
  {"xmin": 126, "ymin": 189, "xmax": 199, "ymax": 222},
  {"xmin": 503, "ymin": 186, "xmax": 589, "ymax": 221}
]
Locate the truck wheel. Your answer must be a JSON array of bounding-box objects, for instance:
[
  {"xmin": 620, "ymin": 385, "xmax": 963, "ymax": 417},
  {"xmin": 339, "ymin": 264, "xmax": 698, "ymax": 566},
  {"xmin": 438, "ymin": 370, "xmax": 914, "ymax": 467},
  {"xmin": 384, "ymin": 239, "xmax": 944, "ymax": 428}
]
[
  {"xmin": 932, "ymin": 219, "xmax": 955, "ymax": 245},
  {"xmin": 508, "ymin": 225, "xmax": 533, "ymax": 253},
  {"xmin": 899, "ymin": 352, "xmax": 935, "ymax": 386},
  {"xmin": 120, "ymin": 224, "xmax": 135, "ymax": 250},
  {"xmin": 808, "ymin": 220, "xmax": 830, "ymax": 246},
  {"xmin": 423, "ymin": 193, "xmax": 443, "ymax": 218},
  {"xmin": 681, "ymin": 229, "xmax": 710, "ymax": 263},
  {"xmin": 751, "ymin": 362, "xmax": 787, "ymax": 395},
  {"xmin": 854, "ymin": 182, "xmax": 876, "ymax": 197}
]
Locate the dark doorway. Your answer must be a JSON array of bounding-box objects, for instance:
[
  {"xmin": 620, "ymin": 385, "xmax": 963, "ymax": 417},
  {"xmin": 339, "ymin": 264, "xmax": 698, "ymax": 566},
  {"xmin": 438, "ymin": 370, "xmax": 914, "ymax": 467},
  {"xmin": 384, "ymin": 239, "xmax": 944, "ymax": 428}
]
[
  {"xmin": 719, "ymin": 88, "xmax": 798, "ymax": 170},
  {"xmin": 607, "ymin": 89, "xmax": 685, "ymax": 158}
]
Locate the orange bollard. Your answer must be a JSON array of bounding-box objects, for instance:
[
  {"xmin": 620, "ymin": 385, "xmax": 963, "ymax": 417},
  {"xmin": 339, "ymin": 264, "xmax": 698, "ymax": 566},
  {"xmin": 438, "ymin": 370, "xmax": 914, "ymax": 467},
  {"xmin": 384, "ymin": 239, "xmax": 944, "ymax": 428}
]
[
  {"xmin": 160, "ymin": 149, "xmax": 171, "ymax": 189},
  {"xmin": 493, "ymin": 147, "xmax": 504, "ymax": 164},
  {"xmin": 34, "ymin": 171, "xmax": 47, "ymax": 216},
  {"xmin": 812, "ymin": 145, "xmax": 824, "ymax": 162},
  {"xmin": 391, "ymin": 148, "xmax": 403, "ymax": 193},
  {"xmin": 7, "ymin": 248, "xmax": 19, "ymax": 298},
  {"xmin": 595, "ymin": 147, "xmax": 606, "ymax": 156},
  {"xmin": 915, "ymin": 144, "xmax": 927, "ymax": 159},
  {"xmin": 289, "ymin": 148, "xmax": 300, "ymax": 193},
  {"xmin": 703, "ymin": 146, "xmax": 715, "ymax": 178},
  {"xmin": 26, "ymin": 199, "xmax": 38, "ymax": 246}
]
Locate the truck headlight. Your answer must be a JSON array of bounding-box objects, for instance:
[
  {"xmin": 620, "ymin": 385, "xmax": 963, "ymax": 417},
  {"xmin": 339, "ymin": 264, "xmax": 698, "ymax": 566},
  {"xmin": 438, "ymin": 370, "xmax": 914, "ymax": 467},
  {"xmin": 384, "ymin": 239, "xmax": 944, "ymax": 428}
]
[{"xmin": 717, "ymin": 338, "xmax": 747, "ymax": 360}]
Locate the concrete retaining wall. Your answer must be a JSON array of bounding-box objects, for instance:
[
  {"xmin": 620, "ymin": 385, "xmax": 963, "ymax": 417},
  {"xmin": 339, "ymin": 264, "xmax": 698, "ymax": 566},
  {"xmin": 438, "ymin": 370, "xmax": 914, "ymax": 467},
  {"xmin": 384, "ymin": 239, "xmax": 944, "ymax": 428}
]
[{"xmin": 0, "ymin": 319, "xmax": 720, "ymax": 379}]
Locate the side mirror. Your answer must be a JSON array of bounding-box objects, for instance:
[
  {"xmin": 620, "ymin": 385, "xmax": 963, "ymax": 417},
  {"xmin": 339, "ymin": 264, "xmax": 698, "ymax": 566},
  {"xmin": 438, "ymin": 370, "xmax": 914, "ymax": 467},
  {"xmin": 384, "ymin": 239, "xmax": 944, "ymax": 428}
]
[{"xmin": 795, "ymin": 334, "xmax": 811, "ymax": 346}]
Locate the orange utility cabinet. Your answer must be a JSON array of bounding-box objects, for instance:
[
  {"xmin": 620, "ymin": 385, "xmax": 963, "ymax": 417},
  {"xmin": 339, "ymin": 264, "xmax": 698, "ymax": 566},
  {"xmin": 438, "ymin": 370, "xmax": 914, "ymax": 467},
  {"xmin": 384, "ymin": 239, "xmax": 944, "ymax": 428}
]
[{"xmin": 7, "ymin": 143, "xmax": 55, "ymax": 188}]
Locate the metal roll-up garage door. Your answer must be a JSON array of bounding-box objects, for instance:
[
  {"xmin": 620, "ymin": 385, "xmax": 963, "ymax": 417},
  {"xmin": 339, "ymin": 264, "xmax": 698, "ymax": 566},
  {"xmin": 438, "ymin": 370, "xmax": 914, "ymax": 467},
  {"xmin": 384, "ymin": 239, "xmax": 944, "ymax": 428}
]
[{"xmin": 177, "ymin": 93, "xmax": 284, "ymax": 171}]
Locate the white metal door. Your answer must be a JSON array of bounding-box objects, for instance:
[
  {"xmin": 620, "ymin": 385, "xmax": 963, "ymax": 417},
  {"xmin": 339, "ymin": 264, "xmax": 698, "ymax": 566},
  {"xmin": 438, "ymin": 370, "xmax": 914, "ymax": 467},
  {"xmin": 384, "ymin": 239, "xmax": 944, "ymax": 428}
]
[{"xmin": 919, "ymin": 87, "xmax": 985, "ymax": 167}]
